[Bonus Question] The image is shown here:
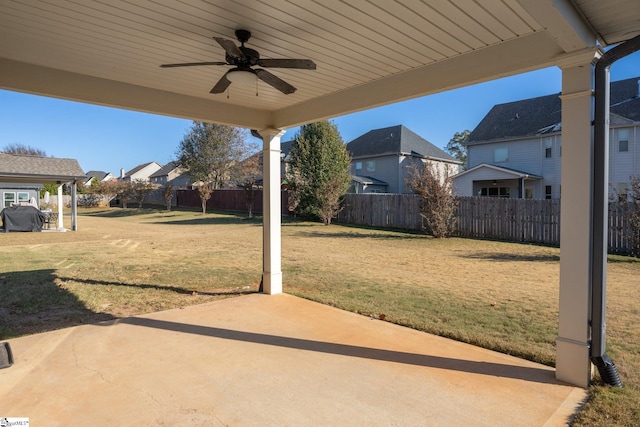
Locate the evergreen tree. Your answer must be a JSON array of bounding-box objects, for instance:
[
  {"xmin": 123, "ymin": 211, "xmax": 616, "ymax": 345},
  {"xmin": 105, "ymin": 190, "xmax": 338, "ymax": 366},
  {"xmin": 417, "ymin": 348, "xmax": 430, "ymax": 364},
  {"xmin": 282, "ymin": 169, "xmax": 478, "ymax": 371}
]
[{"xmin": 287, "ymin": 121, "xmax": 351, "ymax": 225}]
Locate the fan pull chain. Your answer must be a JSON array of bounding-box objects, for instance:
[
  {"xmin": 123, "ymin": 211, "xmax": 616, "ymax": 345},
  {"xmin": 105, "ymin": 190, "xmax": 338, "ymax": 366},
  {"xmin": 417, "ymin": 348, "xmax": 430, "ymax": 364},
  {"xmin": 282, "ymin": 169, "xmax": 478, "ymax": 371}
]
[{"xmin": 255, "ymin": 78, "xmax": 258, "ymax": 96}]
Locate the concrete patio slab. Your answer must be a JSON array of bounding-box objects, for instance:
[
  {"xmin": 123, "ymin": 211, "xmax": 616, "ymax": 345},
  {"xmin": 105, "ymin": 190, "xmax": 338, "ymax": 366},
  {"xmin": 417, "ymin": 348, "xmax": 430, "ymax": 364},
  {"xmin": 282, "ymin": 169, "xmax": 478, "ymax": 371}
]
[{"xmin": 0, "ymin": 293, "xmax": 586, "ymax": 426}]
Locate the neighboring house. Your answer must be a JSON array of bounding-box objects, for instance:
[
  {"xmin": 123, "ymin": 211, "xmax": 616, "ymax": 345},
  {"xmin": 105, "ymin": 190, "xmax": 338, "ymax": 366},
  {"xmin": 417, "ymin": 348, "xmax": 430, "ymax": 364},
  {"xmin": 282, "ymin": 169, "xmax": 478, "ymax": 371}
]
[
  {"xmin": 0, "ymin": 152, "xmax": 86, "ymax": 229},
  {"xmin": 345, "ymin": 125, "xmax": 461, "ymax": 194},
  {"xmin": 149, "ymin": 162, "xmax": 193, "ymax": 188},
  {"xmin": 454, "ymin": 76, "xmax": 640, "ymax": 200},
  {"xmin": 119, "ymin": 161, "xmax": 162, "ymax": 182},
  {"xmin": 83, "ymin": 170, "xmax": 115, "ymax": 187},
  {"xmin": 241, "ymin": 142, "xmax": 291, "ymax": 186}
]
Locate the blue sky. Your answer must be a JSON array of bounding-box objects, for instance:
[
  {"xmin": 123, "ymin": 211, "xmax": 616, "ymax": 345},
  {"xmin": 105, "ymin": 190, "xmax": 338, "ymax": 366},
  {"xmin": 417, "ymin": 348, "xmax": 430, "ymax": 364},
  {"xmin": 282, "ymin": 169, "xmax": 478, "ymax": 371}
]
[{"xmin": 1, "ymin": 51, "xmax": 639, "ymax": 175}]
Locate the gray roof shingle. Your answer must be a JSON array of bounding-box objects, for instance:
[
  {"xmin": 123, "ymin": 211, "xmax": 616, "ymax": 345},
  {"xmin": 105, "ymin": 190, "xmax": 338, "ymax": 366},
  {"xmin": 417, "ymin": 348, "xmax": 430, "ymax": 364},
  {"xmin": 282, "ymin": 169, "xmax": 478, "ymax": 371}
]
[
  {"xmin": 346, "ymin": 125, "xmax": 458, "ymax": 162},
  {"xmin": 85, "ymin": 170, "xmax": 110, "ymax": 181},
  {"xmin": 149, "ymin": 161, "xmax": 179, "ymax": 178},
  {"xmin": 0, "ymin": 153, "xmax": 86, "ymax": 182},
  {"xmin": 469, "ymin": 76, "xmax": 640, "ymax": 144},
  {"xmin": 124, "ymin": 161, "xmax": 157, "ymax": 177}
]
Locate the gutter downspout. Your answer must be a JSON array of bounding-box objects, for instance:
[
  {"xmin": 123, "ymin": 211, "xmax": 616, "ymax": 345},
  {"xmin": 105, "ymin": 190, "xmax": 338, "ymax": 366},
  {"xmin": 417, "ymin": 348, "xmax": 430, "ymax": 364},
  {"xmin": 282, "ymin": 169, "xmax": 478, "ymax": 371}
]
[{"xmin": 591, "ymin": 34, "xmax": 640, "ymax": 387}]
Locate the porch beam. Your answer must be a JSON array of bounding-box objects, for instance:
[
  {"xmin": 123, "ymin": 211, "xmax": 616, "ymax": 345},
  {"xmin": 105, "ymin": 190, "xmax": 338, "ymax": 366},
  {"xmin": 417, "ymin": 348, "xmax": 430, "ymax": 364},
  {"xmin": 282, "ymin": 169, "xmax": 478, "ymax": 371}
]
[
  {"xmin": 556, "ymin": 49, "xmax": 601, "ymax": 387},
  {"xmin": 261, "ymin": 128, "xmax": 286, "ymax": 295}
]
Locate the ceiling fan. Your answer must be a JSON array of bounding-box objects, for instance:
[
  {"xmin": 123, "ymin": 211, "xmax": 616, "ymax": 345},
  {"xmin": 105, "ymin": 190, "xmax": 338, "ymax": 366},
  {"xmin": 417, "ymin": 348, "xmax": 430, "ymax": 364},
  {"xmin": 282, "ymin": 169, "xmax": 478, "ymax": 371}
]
[{"xmin": 160, "ymin": 29, "xmax": 316, "ymax": 95}]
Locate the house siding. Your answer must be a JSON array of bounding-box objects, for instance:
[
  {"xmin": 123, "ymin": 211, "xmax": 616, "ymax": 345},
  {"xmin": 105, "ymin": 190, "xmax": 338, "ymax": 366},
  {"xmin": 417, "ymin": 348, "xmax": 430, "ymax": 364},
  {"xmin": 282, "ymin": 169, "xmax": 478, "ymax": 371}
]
[
  {"xmin": 124, "ymin": 162, "xmax": 162, "ymax": 182},
  {"xmin": 464, "ymin": 135, "xmax": 563, "ymax": 199},
  {"xmin": 454, "ymin": 168, "xmax": 522, "ymax": 197},
  {"xmin": 461, "ymin": 125, "xmax": 640, "ymax": 200},
  {"xmin": 610, "ymin": 126, "xmax": 639, "ymax": 197},
  {"xmin": 352, "ymin": 154, "xmax": 402, "ymax": 193},
  {"xmin": 461, "ymin": 77, "xmax": 640, "ymax": 200}
]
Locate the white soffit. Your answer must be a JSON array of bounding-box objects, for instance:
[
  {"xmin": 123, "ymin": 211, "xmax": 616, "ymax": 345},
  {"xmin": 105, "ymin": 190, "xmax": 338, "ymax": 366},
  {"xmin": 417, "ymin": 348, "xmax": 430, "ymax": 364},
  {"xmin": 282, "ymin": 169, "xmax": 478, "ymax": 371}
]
[{"xmin": 0, "ymin": 0, "xmax": 637, "ymax": 130}]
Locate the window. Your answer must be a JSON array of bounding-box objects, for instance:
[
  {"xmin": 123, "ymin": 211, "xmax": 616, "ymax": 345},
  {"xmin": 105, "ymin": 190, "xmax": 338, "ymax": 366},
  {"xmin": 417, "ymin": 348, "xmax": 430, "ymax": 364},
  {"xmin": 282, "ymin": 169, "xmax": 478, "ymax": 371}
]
[
  {"xmin": 494, "ymin": 147, "xmax": 508, "ymax": 163},
  {"xmin": 355, "ymin": 161, "xmax": 362, "ymax": 175},
  {"xmin": 480, "ymin": 186, "xmax": 510, "ymax": 198},
  {"xmin": 619, "ymin": 129, "xmax": 629, "ymax": 152},
  {"xmin": 545, "ymin": 185, "xmax": 552, "ymax": 200},
  {"xmin": 3, "ymin": 192, "xmax": 15, "ymax": 208},
  {"xmin": 544, "ymin": 138, "xmax": 553, "ymax": 158},
  {"xmin": 525, "ymin": 188, "xmax": 534, "ymax": 199},
  {"xmin": 18, "ymin": 192, "xmax": 29, "ymax": 203},
  {"xmin": 366, "ymin": 160, "xmax": 376, "ymax": 172}
]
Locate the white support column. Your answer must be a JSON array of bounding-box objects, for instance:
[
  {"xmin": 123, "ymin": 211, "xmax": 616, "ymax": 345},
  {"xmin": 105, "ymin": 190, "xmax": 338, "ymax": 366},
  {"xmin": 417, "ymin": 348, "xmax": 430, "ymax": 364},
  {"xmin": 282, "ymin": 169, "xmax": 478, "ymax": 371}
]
[
  {"xmin": 57, "ymin": 184, "xmax": 64, "ymax": 229},
  {"xmin": 71, "ymin": 180, "xmax": 78, "ymax": 231},
  {"xmin": 261, "ymin": 128, "xmax": 286, "ymax": 295},
  {"xmin": 556, "ymin": 50, "xmax": 600, "ymax": 388}
]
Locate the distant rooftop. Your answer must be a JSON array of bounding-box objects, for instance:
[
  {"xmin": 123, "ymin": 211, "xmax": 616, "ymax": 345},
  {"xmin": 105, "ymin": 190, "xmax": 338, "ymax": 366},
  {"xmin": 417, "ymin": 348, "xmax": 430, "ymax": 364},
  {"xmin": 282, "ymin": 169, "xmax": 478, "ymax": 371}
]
[
  {"xmin": 347, "ymin": 125, "xmax": 458, "ymax": 162},
  {"xmin": 468, "ymin": 76, "xmax": 640, "ymax": 145}
]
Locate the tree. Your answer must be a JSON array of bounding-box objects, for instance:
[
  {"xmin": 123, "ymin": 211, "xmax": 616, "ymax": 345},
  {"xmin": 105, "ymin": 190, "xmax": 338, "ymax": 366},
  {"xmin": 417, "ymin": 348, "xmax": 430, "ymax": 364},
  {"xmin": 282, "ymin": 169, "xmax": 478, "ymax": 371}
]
[
  {"xmin": 89, "ymin": 179, "xmax": 125, "ymax": 206},
  {"xmin": 619, "ymin": 175, "xmax": 640, "ymax": 256},
  {"xmin": 132, "ymin": 180, "xmax": 158, "ymax": 208},
  {"xmin": 39, "ymin": 183, "xmax": 60, "ymax": 199},
  {"xmin": 175, "ymin": 121, "xmax": 254, "ymax": 212},
  {"xmin": 287, "ymin": 120, "xmax": 351, "ymax": 225},
  {"xmin": 162, "ymin": 184, "xmax": 175, "ymax": 211},
  {"xmin": 2, "ymin": 143, "xmax": 48, "ymax": 157},
  {"xmin": 445, "ymin": 130, "xmax": 470, "ymax": 167},
  {"xmin": 118, "ymin": 181, "xmax": 137, "ymax": 208},
  {"xmin": 405, "ymin": 160, "xmax": 458, "ymax": 238},
  {"xmin": 197, "ymin": 182, "xmax": 213, "ymax": 214},
  {"xmin": 236, "ymin": 154, "xmax": 262, "ymax": 219}
]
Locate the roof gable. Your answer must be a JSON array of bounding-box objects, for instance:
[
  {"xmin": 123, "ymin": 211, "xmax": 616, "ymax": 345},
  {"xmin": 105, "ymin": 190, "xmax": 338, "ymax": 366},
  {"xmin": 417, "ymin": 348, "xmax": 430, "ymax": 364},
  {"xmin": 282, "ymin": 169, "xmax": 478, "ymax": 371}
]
[
  {"xmin": 347, "ymin": 125, "xmax": 457, "ymax": 162},
  {"xmin": 85, "ymin": 170, "xmax": 109, "ymax": 181},
  {"xmin": 125, "ymin": 161, "xmax": 158, "ymax": 177},
  {"xmin": 150, "ymin": 161, "xmax": 180, "ymax": 178},
  {"xmin": 453, "ymin": 163, "xmax": 542, "ymax": 180}
]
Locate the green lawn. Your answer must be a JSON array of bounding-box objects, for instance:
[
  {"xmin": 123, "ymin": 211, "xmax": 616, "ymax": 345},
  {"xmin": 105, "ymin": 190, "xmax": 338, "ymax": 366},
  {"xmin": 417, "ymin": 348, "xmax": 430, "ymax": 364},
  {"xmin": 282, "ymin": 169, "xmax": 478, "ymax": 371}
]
[{"xmin": 0, "ymin": 207, "xmax": 638, "ymax": 425}]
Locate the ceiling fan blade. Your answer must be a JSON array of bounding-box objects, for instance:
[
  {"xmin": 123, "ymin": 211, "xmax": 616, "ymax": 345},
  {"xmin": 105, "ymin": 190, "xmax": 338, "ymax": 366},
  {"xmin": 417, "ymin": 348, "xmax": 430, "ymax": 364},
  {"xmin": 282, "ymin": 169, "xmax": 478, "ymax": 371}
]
[
  {"xmin": 160, "ymin": 61, "xmax": 228, "ymax": 68},
  {"xmin": 255, "ymin": 69, "xmax": 297, "ymax": 94},
  {"xmin": 257, "ymin": 59, "xmax": 316, "ymax": 70},
  {"xmin": 214, "ymin": 37, "xmax": 245, "ymax": 60},
  {"xmin": 210, "ymin": 72, "xmax": 232, "ymax": 94}
]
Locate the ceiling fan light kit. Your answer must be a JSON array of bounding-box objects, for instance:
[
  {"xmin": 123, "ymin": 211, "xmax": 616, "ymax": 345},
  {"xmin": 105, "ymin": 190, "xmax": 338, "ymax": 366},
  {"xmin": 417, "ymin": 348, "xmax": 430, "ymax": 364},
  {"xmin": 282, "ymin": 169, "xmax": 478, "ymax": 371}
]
[
  {"xmin": 160, "ymin": 29, "xmax": 316, "ymax": 95},
  {"xmin": 226, "ymin": 69, "xmax": 256, "ymax": 85}
]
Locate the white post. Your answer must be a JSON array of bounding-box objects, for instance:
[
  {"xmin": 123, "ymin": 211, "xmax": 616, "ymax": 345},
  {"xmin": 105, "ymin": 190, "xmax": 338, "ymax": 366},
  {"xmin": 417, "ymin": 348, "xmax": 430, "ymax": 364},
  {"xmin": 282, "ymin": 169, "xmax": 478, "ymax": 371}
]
[
  {"xmin": 71, "ymin": 180, "xmax": 78, "ymax": 231},
  {"xmin": 261, "ymin": 128, "xmax": 286, "ymax": 295},
  {"xmin": 556, "ymin": 50, "xmax": 601, "ymax": 387},
  {"xmin": 57, "ymin": 184, "xmax": 64, "ymax": 229}
]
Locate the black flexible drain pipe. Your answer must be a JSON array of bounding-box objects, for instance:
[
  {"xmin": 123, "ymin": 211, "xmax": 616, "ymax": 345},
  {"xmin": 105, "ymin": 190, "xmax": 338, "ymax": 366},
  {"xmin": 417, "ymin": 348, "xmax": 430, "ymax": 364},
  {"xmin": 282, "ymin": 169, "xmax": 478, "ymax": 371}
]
[{"xmin": 591, "ymin": 34, "xmax": 640, "ymax": 387}]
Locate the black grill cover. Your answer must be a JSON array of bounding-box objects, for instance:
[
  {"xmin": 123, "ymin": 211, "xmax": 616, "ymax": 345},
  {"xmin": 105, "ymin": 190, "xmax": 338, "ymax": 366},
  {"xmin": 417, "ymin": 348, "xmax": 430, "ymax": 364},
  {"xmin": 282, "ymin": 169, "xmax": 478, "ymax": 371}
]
[{"xmin": 1, "ymin": 205, "xmax": 45, "ymax": 232}]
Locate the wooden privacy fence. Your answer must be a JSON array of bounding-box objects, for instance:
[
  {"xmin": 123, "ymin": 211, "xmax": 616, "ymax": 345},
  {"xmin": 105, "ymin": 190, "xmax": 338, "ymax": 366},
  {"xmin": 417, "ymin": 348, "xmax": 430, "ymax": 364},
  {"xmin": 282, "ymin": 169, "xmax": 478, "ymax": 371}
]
[
  {"xmin": 454, "ymin": 197, "xmax": 561, "ymax": 244},
  {"xmin": 336, "ymin": 193, "xmax": 422, "ymax": 231},
  {"xmin": 175, "ymin": 189, "xmax": 290, "ymax": 214},
  {"xmin": 335, "ymin": 194, "xmax": 639, "ymax": 254}
]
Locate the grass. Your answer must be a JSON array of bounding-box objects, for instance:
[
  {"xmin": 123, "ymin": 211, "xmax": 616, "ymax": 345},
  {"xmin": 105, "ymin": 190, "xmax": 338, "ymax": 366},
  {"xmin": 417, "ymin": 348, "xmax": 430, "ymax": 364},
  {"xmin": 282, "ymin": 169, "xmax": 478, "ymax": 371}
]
[{"xmin": 1, "ymin": 207, "xmax": 639, "ymax": 425}]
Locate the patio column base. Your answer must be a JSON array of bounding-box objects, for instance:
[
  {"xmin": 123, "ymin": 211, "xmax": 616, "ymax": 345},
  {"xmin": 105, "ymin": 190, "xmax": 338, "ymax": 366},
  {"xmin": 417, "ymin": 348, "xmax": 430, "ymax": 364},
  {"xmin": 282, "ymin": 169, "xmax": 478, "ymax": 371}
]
[
  {"xmin": 262, "ymin": 272, "xmax": 282, "ymax": 295},
  {"xmin": 556, "ymin": 338, "xmax": 592, "ymax": 388}
]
